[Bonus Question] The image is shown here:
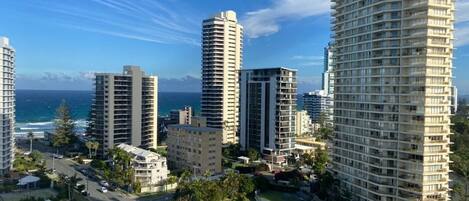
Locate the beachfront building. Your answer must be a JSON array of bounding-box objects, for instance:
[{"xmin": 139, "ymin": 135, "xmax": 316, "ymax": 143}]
[
  {"xmin": 303, "ymin": 90, "xmax": 333, "ymax": 124},
  {"xmin": 295, "ymin": 110, "xmax": 312, "ymax": 137},
  {"xmin": 116, "ymin": 143, "xmax": 168, "ymax": 187},
  {"xmin": 331, "ymin": 0, "xmax": 454, "ymax": 200},
  {"xmin": 91, "ymin": 66, "xmax": 158, "ymax": 157},
  {"xmin": 201, "ymin": 10, "xmax": 243, "ymax": 144},
  {"xmin": 166, "ymin": 117, "xmax": 222, "ymax": 175},
  {"xmin": 239, "ymin": 67, "xmax": 297, "ymax": 164},
  {"xmin": 0, "ymin": 37, "xmax": 15, "ymax": 175},
  {"xmin": 169, "ymin": 106, "xmax": 192, "ymax": 125}
]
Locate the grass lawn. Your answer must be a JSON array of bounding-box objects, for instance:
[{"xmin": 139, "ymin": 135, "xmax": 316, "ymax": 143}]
[{"xmin": 258, "ymin": 190, "xmax": 302, "ymax": 201}]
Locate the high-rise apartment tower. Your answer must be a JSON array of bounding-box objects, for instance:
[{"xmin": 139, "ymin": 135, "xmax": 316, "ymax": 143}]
[
  {"xmin": 92, "ymin": 66, "xmax": 158, "ymax": 157},
  {"xmin": 0, "ymin": 37, "xmax": 15, "ymax": 175},
  {"xmin": 201, "ymin": 10, "xmax": 243, "ymax": 144},
  {"xmin": 239, "ymin": 67, "xmax": 297, "ymax": 164},
  {"xmin": 331, "ymin": 0, "xmax": 454, "ymax": 200},
  {"xmin": 323, "ymin": 44, "xmax": 335, "ymax": 96}
]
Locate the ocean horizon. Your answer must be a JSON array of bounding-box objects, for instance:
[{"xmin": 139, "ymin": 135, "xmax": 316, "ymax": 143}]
[
  {"xmin": 15, "ymin": 89, "xmax": 201, "ymax": 136},
  {"xmin": 15, "ymin": 89, "xmax": 307, "ymax": 136}
]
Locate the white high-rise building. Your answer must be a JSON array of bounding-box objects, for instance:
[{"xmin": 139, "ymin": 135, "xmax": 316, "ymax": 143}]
[
  {"xmin": 92, "ymin": 66, "xmax": 158, "ymax": 157},
  {"xmin": 0, "ymin": 37, "xmax": 15, "ymax": 176},
  {"xmin": 201, "ymin": 10, "xmax": 243, "ymax": 144},
  {"xmin": 331, "ymin": 0, "xmax": 454, "ymax": 200}
]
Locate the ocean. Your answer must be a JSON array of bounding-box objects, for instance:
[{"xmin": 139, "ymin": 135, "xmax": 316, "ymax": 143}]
[
  {"xmin": 15, "ymin": 90, "xmax": 304, "ymax": 137},
  {"xmin": 15, "ymin": 90, "xmax": 201, "ymax": 136}
]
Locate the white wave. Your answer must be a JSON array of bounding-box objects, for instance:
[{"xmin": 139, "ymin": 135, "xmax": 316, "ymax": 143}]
[
  {"xmin": 18, "ymin": 127, "xmax": 40, "ymax": 130},
  {"xmin": 26, "ymin": 121, "xmax": 54, "ymax": 126}
]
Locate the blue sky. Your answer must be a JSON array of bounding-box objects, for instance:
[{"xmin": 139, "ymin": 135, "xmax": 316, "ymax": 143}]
[{"xmin": 0, "ymin": 0, "xmax": 468, "ymax": 94}]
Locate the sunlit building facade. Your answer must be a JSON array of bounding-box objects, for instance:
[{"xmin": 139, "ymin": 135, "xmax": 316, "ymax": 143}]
[{"xmin": 331, "ymin": 0, "xmax": 454, "ymax": 200}]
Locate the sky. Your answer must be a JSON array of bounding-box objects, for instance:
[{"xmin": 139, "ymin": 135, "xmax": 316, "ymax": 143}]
[{"xmin": 0, "ymin": 0, "xmax": 468, "ymax": 94}]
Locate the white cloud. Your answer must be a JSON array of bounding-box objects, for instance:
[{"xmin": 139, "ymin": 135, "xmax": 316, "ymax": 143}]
[
  {"xmin": 25, "ymin": 0, "xmax": 200, "ymax": 45},
  {"xmin": 242, "ymin": 0, "xmax": 330, "ymax": 38}
]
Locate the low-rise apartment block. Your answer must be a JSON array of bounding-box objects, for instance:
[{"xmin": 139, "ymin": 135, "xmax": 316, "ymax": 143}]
[
  {"xmin": 116, "ymin": 143, "xmax": 168, "ymax": 187},
  {"xmin": 166, "ymin": 117, "xmax": 222, "ymax": 175}
]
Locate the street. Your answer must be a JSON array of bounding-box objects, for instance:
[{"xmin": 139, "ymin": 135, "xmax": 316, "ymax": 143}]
[{"xmin": 16, "ymin": 139, "xmax": 172, "ymax": 201}]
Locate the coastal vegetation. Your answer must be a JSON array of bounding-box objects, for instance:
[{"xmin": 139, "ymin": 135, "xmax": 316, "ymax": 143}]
[
  {"xmin": 174, "ymin": 171, "xmax": 255, "ymax": 201},
  {"xmin": 450, "ymin": 100, "xmax": 469, "ymax": 200},
  {"xmin": 51, "ymin": 101, "xmax": 77, "ymax": 151}
]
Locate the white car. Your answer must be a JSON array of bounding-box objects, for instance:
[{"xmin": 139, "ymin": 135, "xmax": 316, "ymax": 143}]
[
  {"xmin": 100, "ymin": 187, "xmax": 108, "ymax": 193},
  {"xmin": 52, "ymin": 154, "xmax": 64, "ymax": 159},
  {"xmin": 100, "ymin": 180, "xmax": 109, "ymax": 187}
]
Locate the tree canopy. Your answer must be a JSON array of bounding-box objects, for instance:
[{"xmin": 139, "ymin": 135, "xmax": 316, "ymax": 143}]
[{"xmin": 52, "ymin": 101, "xmax": 76, "ymax": 149}]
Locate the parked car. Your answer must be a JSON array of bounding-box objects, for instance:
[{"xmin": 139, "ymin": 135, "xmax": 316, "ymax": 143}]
[
  {"xmin": 81, "ymin": 190, "xmax": 89, "ymax": 196},
  {"xmin": 52, "ymin": 154, "xmax": 64, "ymax": 159},
  {"xmin": 100, "ymin": 180, "xmax": 110, "ymax": 187},
  {"xmin": 100, "ymin": 187, "xmax": 108, "ymax": 193}
]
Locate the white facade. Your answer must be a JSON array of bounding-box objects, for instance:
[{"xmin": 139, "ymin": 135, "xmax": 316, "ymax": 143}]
[
  {"xmin": 295, "ymin": 110, "xmax": 312, "ymax": 136},
  {"xmin": 239, "ymin": 67, "xmax": 297, "ymax": 164},
  {"xmin": 92, "ymin": 66, "xmax": 158, "ymax": 157},
  {"xmin": 331, "ymin": 0, "xmax": 454, "ymax": 200},
  {"xmin": 117, "ymin": 144, "xmax": 168, "ymax": 186},
  {"xmin": 201, "ymin": 10, "xmax": 243, "ymax": 144},
  {"xmin": 0, "ymin": 37, "xmax": 15, "ymax": 175}
]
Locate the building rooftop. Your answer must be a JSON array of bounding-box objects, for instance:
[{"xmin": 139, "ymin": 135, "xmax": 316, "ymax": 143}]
[
  {"xmin": 242, "ymin": 67, "xmax": 297, "ymax": 72},
  {"xmin": 168, "ymin": 124, "xmax": 221, "ymax": 132},
  {"xmin": 117, "ymin": 143, "xmax": 162, "ymax": 159}
]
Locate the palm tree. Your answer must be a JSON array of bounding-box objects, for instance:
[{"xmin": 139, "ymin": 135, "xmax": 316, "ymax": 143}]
[
  {"xmin": 85, "ymin": 141, "xmax": 93, "ymax": 158},
  {"xmin": 91, "ymin": 141, "xmax": 99, "ymax": 158},
  {"xmin": 27, "ymin": 131, "xmax": 34, "ymax": 153}
]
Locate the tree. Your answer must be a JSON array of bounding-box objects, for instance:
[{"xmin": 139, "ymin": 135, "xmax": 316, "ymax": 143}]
[
  {"xmin": 247, "ymin": 148, "xmax": 260, "ymax": 162},
  {"xmin": 52, "ymin": 101, "xmax": 76, "ymax": 151},
  {"xmin": 91, "ymin": 141, "xmax": 99, "ymax": 157},
  {"xmin": 317, "ymin": 127, "xmax": 333, "ymax": 141},
  {"xmin": 85, "ymin": 141, "xmax": 99, "ymax": 158},
  {"xmin": 107, "ymin": 148, "xmax": 134, "ymax": 188},
  {"xmin": 30, "ymin": 150, "xmax": 43, "ymax": 163},
  {"xmin": 174, "ymin": 171, "xmax": 255, "ymax": 201},
  {"xmin": 453, "ymin": 182, "xmax": 469, "ymax": 201},
  {"xmin": 313, "ymin": 149, "xmax": 329, "ymax": 175},
  {"xmin": 85, "ymin": 141, "xmax": 93, "ymax": 158},
  {"xmin": 27, "ymin": 131, "xmax": 34, "ymax": 153}
]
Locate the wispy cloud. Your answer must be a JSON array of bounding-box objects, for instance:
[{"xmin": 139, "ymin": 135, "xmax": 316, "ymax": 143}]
[
  {"xmin": 22, "ymin": 0, "xmax": 200, "ymax": 45},
  {"xmin": 242, "ymin": 0, "xmax": 330, "ymax": 38}
]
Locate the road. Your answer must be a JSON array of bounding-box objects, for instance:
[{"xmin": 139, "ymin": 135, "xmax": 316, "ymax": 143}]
[{"xmin": 16, "ymin": 139, "xmax": 173, "ymax": 201}]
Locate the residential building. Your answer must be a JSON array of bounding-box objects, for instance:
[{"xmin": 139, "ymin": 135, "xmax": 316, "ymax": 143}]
[
  {"xmin": 116, "ymin": 143, "xmax": 168, "ymax": 187},
  {"xmin": 0, "ymin": 37, "xmax": 15, "ymax": 175},
  {"xmin": 239, "ymin": 67, "xmax": 297, "ymax": 164},
  {"xmin": 91, "ymin": 66, "xmax": 158, "ymax": 157},
  {"xmin": 331, "ymin": 0, "xmax": 453, "ymax": 200},
  {"xmin": 294, "ymin": 137, "xmax": 326, "ymax": 155},
  {"xmin": 167, "ymin": 117, "xmax": 222, "ymax": 175},
  {"xmin": 169, "ymin": 106, "xmax": 192, "ymax": 125},
  {"xmin": 295, "ymin": 110, "xmax": 312, "ymax": 136},
  {"xmin": 322, "ymin": 43, "xmax": 335, "ymax": 96},
  {"xmin": 303, "ymin": 90, "xmax": 333, "ymax": 123},
  {"xmin": 201, "ymin": 10, "xmax": 243, "ymax": 144}
]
